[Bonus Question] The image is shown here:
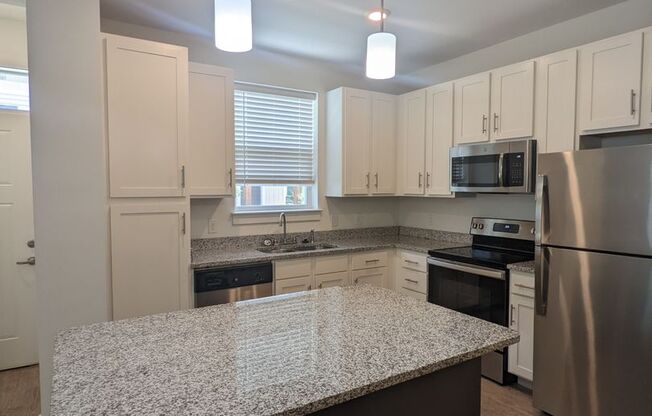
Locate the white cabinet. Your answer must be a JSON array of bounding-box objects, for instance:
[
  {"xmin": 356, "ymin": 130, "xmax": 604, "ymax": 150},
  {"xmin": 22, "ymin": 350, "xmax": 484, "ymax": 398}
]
[
  {"xmin": 642, "ymin": 28, "xmax": 652, "ymax": 127},
  {"xmin": 188, "ymin": 63, "xmax": 234, "ymax": 197},
  {"xmin": 110, "ymin": 203, "xmax": 190, "ymax": 320},
  {"xmin": 104, "ymin": 34, "xmax": 188, "ymax": 198},
  {"xmin": 316, "ymin": 271, "xmax": 349, "ymax": 289},
  {"xmin": 275, "ymin": 276, "xmax": 313, "ymax": 295},
  {"xmin": 535, "ymin": 49, "xmax": 578, "ymax": 153},
  {"xmin": 508, "ymin": 271, "xmax": 535, "ymax": 381},
  {"xmin": 326, "ymin": 88, "xmax": 396, "ymax": 196},
  {"xmin": 398, "ymin": 89, "xmax": 427, "ymax": 195},
  {"xmin": 274, "ymin": 254, "xmax": 353, "ymax": 294},
  {"xmin": 351, "ymin": 250, "xmax": 388, "ymax": 270},
  {"xmin": 425, "ymin": 82, "xmax": 454, "ymax": 197},
  {"xmin": 395, "ymin": 250, "xmax": 428, "ymax": 299},
  {"xmin": 490, "ymin": 61, "xmax": 535, "ymax": 140},
  {"xmin": 578, "ymin": 31, "xmax": 643, "ymax": 131},
  {"xmin": 352, "ymin": 268, "xmax": 386, "ymax": 288},
  {"xmin": 371, "ymin": 93, "xmax": 397, "ymax": 194},
  {"xmin": 454, "ymin": 72, "xmax": 491, "ymax": 144}
]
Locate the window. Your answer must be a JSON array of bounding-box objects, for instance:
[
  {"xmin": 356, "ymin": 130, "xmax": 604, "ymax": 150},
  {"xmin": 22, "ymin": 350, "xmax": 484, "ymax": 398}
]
[
  {"xmin": 0, "ymin": 67, "xmax": 29, "ymax": 111},
  {"xmin": 234, "ymin": 83, "xmax": 317, "ymax": 212}
]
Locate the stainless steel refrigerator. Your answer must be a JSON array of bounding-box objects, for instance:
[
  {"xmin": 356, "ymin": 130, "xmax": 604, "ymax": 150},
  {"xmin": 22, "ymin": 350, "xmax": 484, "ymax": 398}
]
[{"xmin": 534, "ymin": 144, "xmax": 652, "ymax": 416}]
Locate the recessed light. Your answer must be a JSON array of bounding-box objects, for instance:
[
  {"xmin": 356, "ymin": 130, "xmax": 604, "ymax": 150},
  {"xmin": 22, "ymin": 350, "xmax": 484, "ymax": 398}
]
[{"xmin": 367, "ymin": 9, "xmax": 390, "ymax": 22}]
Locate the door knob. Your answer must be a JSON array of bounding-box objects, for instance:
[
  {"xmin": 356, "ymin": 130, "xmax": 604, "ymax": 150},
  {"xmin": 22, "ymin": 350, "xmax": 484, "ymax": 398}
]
[{"xmin": 17, "ymin": 256, "xmax": 36, "ymax": 266}]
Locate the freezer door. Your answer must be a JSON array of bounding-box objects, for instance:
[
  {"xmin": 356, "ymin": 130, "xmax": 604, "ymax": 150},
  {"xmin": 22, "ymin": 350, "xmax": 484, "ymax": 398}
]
[
  {"xmin": 533, "ymin": 246, "xmax": 652, "ymax": 416},
  {"xmin": 536, "ymin": 144, "xmax": 652, "ymax": 256}
]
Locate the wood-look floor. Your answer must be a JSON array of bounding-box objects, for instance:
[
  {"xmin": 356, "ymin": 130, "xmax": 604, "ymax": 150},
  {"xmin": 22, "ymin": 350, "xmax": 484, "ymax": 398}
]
[{"xmin": 0, "ymin": 365, "xmax": 542, "ymax": 416}]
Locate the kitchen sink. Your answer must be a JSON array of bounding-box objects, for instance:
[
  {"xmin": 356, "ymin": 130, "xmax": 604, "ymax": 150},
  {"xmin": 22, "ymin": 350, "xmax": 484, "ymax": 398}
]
[{"xmin": 257, "ymin": 243, "xmax": 338, "ymax": 254}]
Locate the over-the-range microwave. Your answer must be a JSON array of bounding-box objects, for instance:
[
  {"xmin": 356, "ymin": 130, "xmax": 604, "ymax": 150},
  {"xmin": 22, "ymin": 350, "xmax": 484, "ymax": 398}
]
[{"xmin": 450, "ymin": 139, "xmax": 536, "ymax": 193}]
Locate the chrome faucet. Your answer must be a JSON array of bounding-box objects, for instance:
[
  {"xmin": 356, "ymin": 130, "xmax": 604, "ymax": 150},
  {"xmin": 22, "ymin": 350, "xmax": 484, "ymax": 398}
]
[
  {"xmin": 310, "ymin": 229, "xmax": 315, "ymax": 244},
  {"xmin": 279, "ymin": 212, "xmax": 288, "ymax": 244}
]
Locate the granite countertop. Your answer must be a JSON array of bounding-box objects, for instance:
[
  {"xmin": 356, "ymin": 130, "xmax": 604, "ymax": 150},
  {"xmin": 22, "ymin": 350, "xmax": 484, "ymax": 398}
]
[
  {"xmin": 192, "ymin": 229, "xmax": 468, "ymax": 269},
  {"xmin": 508, "ymin": 260, "xmax": 535, "ymax": 273},
  {"xmin": 51, "ymin": 285, "xmax": 519, "ymax": 416}
]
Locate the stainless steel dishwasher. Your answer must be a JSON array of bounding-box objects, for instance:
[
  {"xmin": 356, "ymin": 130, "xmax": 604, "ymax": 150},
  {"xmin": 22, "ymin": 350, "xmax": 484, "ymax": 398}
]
[{"xmin": 194, "ymin": 262, "xmax": 273, "ymax": 307}]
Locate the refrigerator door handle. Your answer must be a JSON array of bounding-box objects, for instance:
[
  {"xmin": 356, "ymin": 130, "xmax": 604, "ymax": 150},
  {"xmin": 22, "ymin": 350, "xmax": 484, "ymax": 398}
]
[
  {"xmin": 535, "ymin": 174, "xmax": 548, "ymax": 245},
  {"xmin": 535, "ymin": 246, "xmax": 550, "ymax": 316}
]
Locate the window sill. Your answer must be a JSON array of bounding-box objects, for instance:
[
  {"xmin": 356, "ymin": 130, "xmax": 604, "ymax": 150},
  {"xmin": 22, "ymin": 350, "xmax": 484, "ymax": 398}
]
[{"xmin": 231, "ymin": 209, "xmax": 322, "ymax": 225}]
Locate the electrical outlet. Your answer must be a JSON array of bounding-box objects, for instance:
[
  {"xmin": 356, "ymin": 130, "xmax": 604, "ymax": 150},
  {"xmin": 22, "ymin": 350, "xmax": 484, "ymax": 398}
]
[
  {"xmin": 331, "ymin": 214, "xmax": 338, "ymax": 228},
  {"xmin": 208, "ymin": 219, "xmax": 219, "ymax": 234}
]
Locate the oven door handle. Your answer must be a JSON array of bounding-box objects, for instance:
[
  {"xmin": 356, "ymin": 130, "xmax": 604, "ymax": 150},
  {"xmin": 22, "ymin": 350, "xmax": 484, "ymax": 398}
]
[{"xmin": 427, "ymin": 257, "xmax": 506, "ymax": 280}]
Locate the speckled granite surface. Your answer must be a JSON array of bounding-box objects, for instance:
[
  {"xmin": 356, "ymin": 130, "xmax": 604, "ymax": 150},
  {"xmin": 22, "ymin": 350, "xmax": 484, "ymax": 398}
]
[
  {"xmin": 51, "ymin": 285, "xmax": 518, "ymax": 416},
  {"xmin": 508, "ymin": 260, "xmax": 535, "ymax": 273},
  {"xmin": 192, "ymin": 227, "xmax": 470, "ymax": 269}
]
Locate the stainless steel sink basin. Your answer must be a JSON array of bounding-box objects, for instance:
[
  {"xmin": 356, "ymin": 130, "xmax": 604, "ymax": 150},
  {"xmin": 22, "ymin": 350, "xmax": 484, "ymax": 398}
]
[{"xmin": 257, "ymin": 243, "xmax": 338, "ymax": 254}]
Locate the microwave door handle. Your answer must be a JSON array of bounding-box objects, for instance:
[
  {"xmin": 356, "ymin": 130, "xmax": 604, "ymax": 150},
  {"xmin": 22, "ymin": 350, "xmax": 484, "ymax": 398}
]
[{"xmin": 497, "ymin": 153, "xmax": 505, "ymax": 187}]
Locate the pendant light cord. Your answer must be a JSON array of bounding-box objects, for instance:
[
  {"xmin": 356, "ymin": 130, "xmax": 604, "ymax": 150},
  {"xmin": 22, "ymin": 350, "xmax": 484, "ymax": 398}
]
[{"xmin": 380, "ymin": 0, "xmax": 385, "ymax": 32}]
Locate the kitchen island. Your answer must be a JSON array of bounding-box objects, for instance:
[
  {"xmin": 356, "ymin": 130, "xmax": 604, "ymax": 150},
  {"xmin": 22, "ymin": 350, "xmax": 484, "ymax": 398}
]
[{"xmin": 51, "ymin": 285, "xmax": 518, "ymax": 415}]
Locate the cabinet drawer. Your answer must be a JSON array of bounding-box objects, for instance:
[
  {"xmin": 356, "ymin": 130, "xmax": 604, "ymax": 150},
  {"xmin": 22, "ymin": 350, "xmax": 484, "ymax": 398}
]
[
  {"xmin": 274, "ymin": 258, "xmax": 312, "ymax": 280},
  {"xmin": 316, "ymin": 271, "xmax": 349, "ymax": 289},
  {"xmin": 398, "ymin": 269, "xmax": 427, "ymax": 294},
  {"xmin": 314, "ymin": 255, "xmax": 349, "ymax": 275},
  {"xmin": 400, "ymin": 287, "xmax": 427, "ymax": 301},
  {"xmin": 399, "ymin": 251, "xmax": 427, "ymax": 272},
  {"xmin": 351, "ymin": 250, "xmax": 388, "ymax": 270},
  {"xmin": 351, "ymin": 267, "xmax": 386, "ymax": 287},
  {"xmin": 511, "ymin": 271, "xmax": 535, "ymax": 298},
  {"xmin": 275, "ymin": 275, "xmax": 313, "ymax": 295}
]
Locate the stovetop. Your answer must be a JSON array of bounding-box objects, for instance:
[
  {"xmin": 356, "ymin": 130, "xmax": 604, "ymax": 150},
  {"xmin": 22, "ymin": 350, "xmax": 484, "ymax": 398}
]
[{"xmin": 428, "ymin": 245, "xmax": 534, "ymax": 270}]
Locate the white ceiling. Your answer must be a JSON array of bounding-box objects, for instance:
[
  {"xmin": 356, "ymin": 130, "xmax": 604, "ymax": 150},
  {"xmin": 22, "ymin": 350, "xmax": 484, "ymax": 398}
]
[{"xmin": 100, "ymin": 0, "xmax": 626, "ymax": 74}]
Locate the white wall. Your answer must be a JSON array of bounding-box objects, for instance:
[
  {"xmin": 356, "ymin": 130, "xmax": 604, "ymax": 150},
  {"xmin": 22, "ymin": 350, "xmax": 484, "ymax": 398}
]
[
  {"xmin": 0, "ymin": 3, "xmax": 27, "ymax": 69},
  {"xmin": 100, "ymin": 19, "xmax": 402, "ymax": 238},
  {"xmin": 26, "ymin": 1, "xmax": 109, "ymax": 414}
]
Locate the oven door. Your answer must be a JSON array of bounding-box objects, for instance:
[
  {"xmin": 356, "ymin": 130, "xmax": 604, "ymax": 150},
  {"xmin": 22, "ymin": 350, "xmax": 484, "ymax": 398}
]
[{"xmin": 427, "ymin": 257, "xmax": 507, "ymax": 326}]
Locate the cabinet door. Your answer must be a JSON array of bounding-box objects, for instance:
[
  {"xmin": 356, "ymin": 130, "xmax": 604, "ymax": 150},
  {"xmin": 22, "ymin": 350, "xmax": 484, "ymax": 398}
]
[
  {"xmin": 535, "ymin": 50, "xmax": 577, "ymax": 153},
  {"xmin": 508, "ymin": 293, "xmax": 535, "ymax": 381},
  {"xmin": 343, "ymin": 89, "xmax": 372, "ymax": 195},
  {"xmin": 188, "ymin": 63, "xmax": 234, "ymax": 197},
  {"xmin": 454, "ymin": 72, "xmax": 490, "ymax": 144},
  {"xmin": 425, "ymin": 83, "xmax": 454, "ymax": 196},
  {"xmin": 352, "ymin": 267, "xmax": 387, "ymax": 288},
  {"xmin": 578, "ymin": 31, "xmax": 643, "ymax": 131},
  {"xmin": 642, "ymin": 28, "xmax": 652, "ymax": 127},
  {"xmin": 315, "ymin": 271, "xmax": 349, "ymax": 289},
  {"xmin": 105, "ymin": 35, "xmax": 188, "ymax": 197},
  {"xmin": 275, "ymin": 275, "xmax": 313, "ymax": 295},
  {"xmin": 400, "ymin": 89, "xmax": 426, "ymax": 195},
  {"xmin": 370, "ymin": 93, "xmax": 396, "ymax": 195},
  {"xmin": 110, "ymin": 203, "xmax": 189, "ymax": 320},
  {"xmin": 490, "ymin": 61, "xmax": 535, "ymax": 140}
]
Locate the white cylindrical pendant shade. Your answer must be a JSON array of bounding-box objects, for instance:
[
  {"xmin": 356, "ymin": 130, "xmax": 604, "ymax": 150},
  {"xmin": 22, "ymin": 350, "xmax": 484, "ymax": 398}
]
[
  {"xmin": 214, "ymin": 0, "xmax": 252, "ymax": 52},
  {"xmin": 365, "ymin": 32, "xmax": 396, "ymax": 79}
]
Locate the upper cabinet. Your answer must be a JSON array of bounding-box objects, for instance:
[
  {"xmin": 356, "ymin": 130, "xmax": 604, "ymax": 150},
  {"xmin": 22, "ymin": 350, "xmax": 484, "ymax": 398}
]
[
  {"xmin": 399, "ymin": 89, "xmax": 427, "ymax": 195},
  {"xmin": 578, "ymin": 31, "xmax": 643, "ymax": 131},
  {"xmin": 326, "ymin": 87, "xmax": 396, "ymax": 196},
  {"xmin": 188, "ymin": 63, "xmax": 235, "ymax": 198},
  {"xmin": 535, "ymin": 49, "xmax": 578, "ymax": 153},
  {"xmin": 104, "ymin": 34, "xmax": 188, "ymax": 198},
  {"xmin": 425, "ymin": 83, "xmax": 454, "ymax": 197},
  {"xmin": 490, "ymin": 61, "xmax": 535, "ymax": 140},
  {"xmin": 454, "ymin": 72, "xmax": 491, "ymax": 144}
]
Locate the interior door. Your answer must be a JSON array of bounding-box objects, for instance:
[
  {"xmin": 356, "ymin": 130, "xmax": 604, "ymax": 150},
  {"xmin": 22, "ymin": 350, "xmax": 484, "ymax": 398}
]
[
  {"xmin": 370, "ymin": 93, "xmax": 396, "ymax": 195},
  {"xmin": 454, "ymin": 72, "xmax": 490, "ymax": 144},
  {"xmin": 490, "ymin": 61, "xmax": 535, "ymax": 140},
  {"xmin": 400, "ymin": 89, "xmax": 426, "ymax": 195},
  {"xmin": 0, "ymin": 111, "xmax": 37, "ymax": 370},
  {"xmin": 533, "ymin": 246, "xmax": 652, "ymax": 416},
  {"xmin": 578, "ymin": 31, "xmax": 643, "ymax": 131},
  {"xmin": 343, "ymin": 89, "xmax": 371, "ymax": 195},
  {"xmin": 425, "ymin": 82, "xmax": 454, "ymax": 196}
]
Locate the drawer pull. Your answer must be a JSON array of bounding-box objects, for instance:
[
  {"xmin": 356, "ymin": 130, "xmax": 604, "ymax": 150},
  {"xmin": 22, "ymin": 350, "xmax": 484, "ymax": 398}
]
[
  {"xmin": 404, "ymin": 278, "xmax": 419, "ymax": 284},
  {"xmin": 365, "ymin": 259, "xmax": 380, "ymax": 263},
  {"xmin": 404, "ymin": 260, "xmax": 419, "ymax": 265},
  {"xmin": 514, "ymin": 283, "xmax": 534, "ymax": 289}
]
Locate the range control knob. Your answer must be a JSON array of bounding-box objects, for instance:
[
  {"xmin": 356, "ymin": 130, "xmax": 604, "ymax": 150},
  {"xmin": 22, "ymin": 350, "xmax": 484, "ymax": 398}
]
[
  {"xmin": 472, "ymin": 223, "xmax": 478, "ymax": 229},
  {"xmin": 478, "ymin": 224, "xmax": 485, "ymax": 230},
  {"xmin": 530, "ymin": 227, "xmax": 535, "ymax": 235}
]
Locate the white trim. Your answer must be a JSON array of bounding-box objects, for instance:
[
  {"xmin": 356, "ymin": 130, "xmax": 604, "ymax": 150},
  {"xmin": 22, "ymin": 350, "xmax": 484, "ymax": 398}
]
[{"xmin": 231, "ymin": 209, "xmax": 322, "ymax": 225}]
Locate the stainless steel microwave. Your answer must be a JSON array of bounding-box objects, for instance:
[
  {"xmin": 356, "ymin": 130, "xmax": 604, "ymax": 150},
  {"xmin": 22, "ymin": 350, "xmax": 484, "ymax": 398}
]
[{"xmin": 450, "ymin": 139, "xmax": 536, "ymax": 193}]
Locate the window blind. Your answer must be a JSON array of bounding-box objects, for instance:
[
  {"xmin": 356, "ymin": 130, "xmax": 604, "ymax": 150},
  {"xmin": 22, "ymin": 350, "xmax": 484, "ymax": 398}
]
[
  {"xmin": 235, "ymin": 84, "xmax": 316, "ymax": 184},
  {"xmin": 0, "ymin": 68, "xmax": 29, "ymax": 111}
]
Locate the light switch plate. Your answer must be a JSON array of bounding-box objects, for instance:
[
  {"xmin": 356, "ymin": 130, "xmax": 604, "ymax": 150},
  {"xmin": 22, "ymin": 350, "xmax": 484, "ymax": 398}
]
[
  {"xmin": 331, "ymin": 214, "xmax": 339, "ymax": 228},
  {"xmin": 208, "ymin": 219, "xmax": 219, "ymax": 234}
]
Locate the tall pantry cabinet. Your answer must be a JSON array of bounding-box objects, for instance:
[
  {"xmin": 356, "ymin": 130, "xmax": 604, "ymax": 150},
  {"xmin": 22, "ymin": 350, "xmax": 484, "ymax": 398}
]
[{"xmin": 103, "ymin": 34, "xmax": 191, "ymax": 320}]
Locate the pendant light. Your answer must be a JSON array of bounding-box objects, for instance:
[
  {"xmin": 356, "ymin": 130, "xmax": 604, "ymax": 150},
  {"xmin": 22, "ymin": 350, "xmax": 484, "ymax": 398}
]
[
  {"xmin": 214, "ymin": 0, "xmax": 253, "ymax": 52},
  {"xmin": 365, "ymin": 0, "xmax": 396, "ymax": 79}
]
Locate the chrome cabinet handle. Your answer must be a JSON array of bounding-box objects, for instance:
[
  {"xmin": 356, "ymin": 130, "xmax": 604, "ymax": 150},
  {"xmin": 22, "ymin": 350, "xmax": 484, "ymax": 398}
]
[
  {"xmin": 182, "ymin": 213, "xmax": 186, "ymax": 235},
  {"xmin": 228, "ymin": 168, "xmax": 233, "ymax": 188},
  {"xmin": 482, "ymin": 115, "xmax": 488, "ymax": 134},
  {"xmin": 318, "ymin": 283, "xmax": 323, "ymax": 289},
  {"xmin": 181, "ymin": 165, "xmax": 186, "ymax": 189},
  {"xmin": 426, "ymin": 172, "xmax": 431, "ymax": 188},
  {"xmin": 374, "ymin": 172, "xmax": 379, "ymax": 188},
  {"xmin": 366, "ymin": 172, "xmax": 370, "ymax": 188},
  {"xmin": 514, "ymin": 283, "xmax": 534, "ymax": 289},
  {"xmin": 493, "ymin": 113, "xmax": 499, "ymax": 133},
  {"xmin": 365, "ymin": 259, "xmax": 380, "ymax": 263},
  {"xmin": 308, "ymin": 285, "xmax": 312, "ymax": 290},
  {"xmin": 16, "ymin": 256, "xmax": 35, "ymax": 265},
  {"xmin": 510, "ymin": 304, "xmax": 516, "ymax": 326},
  {"xmin": 404, "ymin": 259, "xmax": 419, "ymax": 265},
  {"xmin": 27, "ymin": 239, "xmax": 35, "ymax": 248},
  {"xmin": 354, "ymin": 278, "xmax": 359, "ymax": 284},
  {"xmin": 631, "ymin": 89, "xmax": 636, "ymax": 115},
  {"xmin": 404, "ymin": 278, "xmax": 419, "ymax": 284},
  {"xmin": 418, "ymin": 172, "xmax": 423, "ymax": 188}
]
